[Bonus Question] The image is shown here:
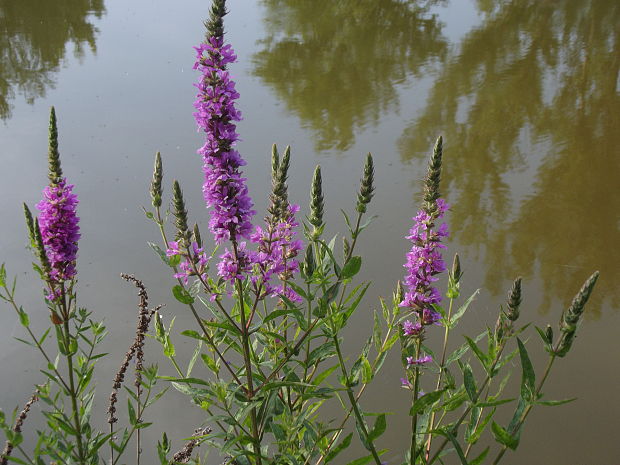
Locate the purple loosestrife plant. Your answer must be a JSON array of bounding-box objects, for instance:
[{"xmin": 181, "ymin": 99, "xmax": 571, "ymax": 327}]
[{"xmin": 0, "ymin": 8, "xmax": 603, "ymax": 464}]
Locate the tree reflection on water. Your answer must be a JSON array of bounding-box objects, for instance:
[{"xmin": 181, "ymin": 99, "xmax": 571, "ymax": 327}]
[
  {"xmin": 253, "ymin": 0, "xmax": 447, "ymax": 151},
  {"xmin": 399, "ymin": 0, "xmax": 620, "ymax": 315},
  {"xmin": 0, "ymin": 0, "xmax": 105, "ymax": 119}
]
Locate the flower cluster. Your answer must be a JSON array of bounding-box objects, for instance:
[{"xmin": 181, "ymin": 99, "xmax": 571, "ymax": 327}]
[
  {"xmin": 36, "ymin": 178, "xmax": 80, "ymax": 299},
  {"xmin": 193, "ymin": 36, "xmax": 255, "ymax": 244},
  {"xmin": 251, "ymin": 204, "xmax": 303, "ymax": 302},
  {"xmin": 166, "ymin": 241, "xmax": 209, "ymax": 284},
  {"xmin": 400, "ymin": 198, "xmax": 449, "ymax": 364}
]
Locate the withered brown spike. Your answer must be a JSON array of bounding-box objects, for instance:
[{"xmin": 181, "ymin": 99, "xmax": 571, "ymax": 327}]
[
  {"xmin": 171, "ymin": 427, "xmax": 212, "ymax": 463},
  {"xmin": 108, "ymin": 274, "xmax": 158, "ymax": 423},
  {"xmin": 1, "ymin": 389, "xmax": 39, "ymax": 465}
]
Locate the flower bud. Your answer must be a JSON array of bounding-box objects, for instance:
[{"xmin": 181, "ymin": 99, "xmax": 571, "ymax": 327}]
[
  {"xmin": 356, "ymin": 153, "xmax": 375, "ymax": 214},
  {"xmin": 555, "ymin": 271, "xmax": 599, "ymax": 357},
  {"xmin": 150, "ymin": 152, "xmax": 163, "ymax": 208},
  {"xmin": 309, "ymin": 165, "xmax": 324, "ymax": 233},
  {"xmin": 172, "ymin": 180, "xmax": 191, "ymax": 244},
  {"xmin": 506, "ymin": 277, "xmax": 522, "ymax": 321},
  {"xmin": 47, "ymin": 107, "xmax": 63, "ymax": 184}
]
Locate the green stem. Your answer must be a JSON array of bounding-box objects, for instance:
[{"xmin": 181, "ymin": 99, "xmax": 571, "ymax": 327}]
[
  {"xmin": 62, "ymin": 317, "xmax": 85, "ymax": 464},
  {"xmin": 491, "ymin": 355, "xmax": 557, "ymax": 465},
  {"xmin": 428, "ymin": 340, "xmax": 508, "ymax": 465},
  {"xmin": 410, "ymin": 340, "xmax": 422, "ymax": 465},
  {"xmin": 332, "ymin": 333, "xmax": 382, "ymax": 465},
  {"xmin": 232, "ymin": 240, "xmax": 262, "ymax": 465},
  {"xmin": 154, "ymin": 208, "xmax": 244, "ymax": 387},
  {"xmin": 424, "ymin": 296, "xmax": 455, "ymax": 460}
]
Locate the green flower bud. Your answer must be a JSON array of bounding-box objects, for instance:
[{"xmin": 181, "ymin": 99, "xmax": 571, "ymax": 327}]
[
  {"xmin": 556, "ymin": 271, "xmax": 599, "ymax": 357},
  {"xmin": 150, "ymin": 152, "xmax": 163, "ymax": 208},
  {"xmin": 423, "ymin": 136, "xmax": 443, "ymax": 216},
  {"xmin": 172, "ymin": 180, "xmax": 190, "ymax": 244},
  {"xmin": 506, "ymin": 277, "xmax": 522, "ymax": 321},
  {"xmin": 48, "ymin": 107, "xmax": 63, "ymax": 184},
  {"xmin": 356, "ymin": 153, "xmax": 375, "ymax": 213},
  {"xmin": 309, "ymin": 165, "xmax": 324, "ymax": 238}
]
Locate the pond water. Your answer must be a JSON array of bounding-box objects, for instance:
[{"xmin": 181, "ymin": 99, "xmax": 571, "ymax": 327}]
[{"xmin": 1, "ymin": 1, "xmax": 618, "ymax": 464}]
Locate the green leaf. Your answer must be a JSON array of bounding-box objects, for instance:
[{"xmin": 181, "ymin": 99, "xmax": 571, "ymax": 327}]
[
  {"xmin": 127, "ymin": 399, "xmax": 136, "ymax": 426},
  {"xmin": 491, "ymin": 421, "xmax": 519, "ymax": 450},
  {"xmin": 437, "ymin": 428, "xmax": 470, "ymax": 465},
  {"xmin": 467, "ymin": 407, "xmax": 496, "ymax": 444},
  {"xmin": 346, "ymin": 455, "xmax": 374, "ymax": 465},
  {"xmin": 341, "ymin": 256, "xmax": 362, "ymax": 279},
  {"xmin": 18, "ymin": 307, "xmax": 29, "ymax": 327},
  {"xmin": 476, "ymin": 398, "xmax": 515, "ymax": 407},
  {"xmin": 372, "ymin": 311, "xmax": 382, "ymax": 352},
  {"xmin": 470, "ymin": 447, "xmax": 490, "ymax": 465},
  {"xmin": 148, "ymin": 242, "xmax": 170, "ymax": 266},
  {"xmin": 536, "ymin": 398, "xmax": 577, "ymax": 406},
  {"xmin": 312, "ymin": 364, "xmax": 339, "ymax": 386},
  {"xmin": 0, "ymin": 263, "xmax": 5, "ymax": 287},
  {"xmin": 517, "ymin": 338, "xmax": 536, "ymax": 401},
  {"xmin": 449, "ymin": 290, "xmax": 479, "ymax": 328},
  {"xmin": 464, "ymin": 336, "xmax": 488, "ymax": 371},
  {"xmin": 361, "ymin": 356, "xmax": 372, "ymax": 384},
  {"xmin": 462, "ymin": 364, "xmax": 477, "ymax": 402},
  {"xmin": 172, "ymin": 285, "xmax": 194, "ymax": 305},
  {"xmin": 367, "ymin": 414, "xmax": 386, "ymax": 442},
  {"xmin": 410, "ymin": 389, "xmax": 444, "ymax": 416},
  {"xmin": 325, "ymin": 432, "xmax": 352, "ymax": 463},
  {"xmin": 308, "ymin": 342, "xmax": 336, "ymax": 366}
]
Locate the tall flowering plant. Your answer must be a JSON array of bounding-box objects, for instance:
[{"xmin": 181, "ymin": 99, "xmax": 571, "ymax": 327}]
[
  {"xmin": 0, "ymin": 109, "xmax": 165, "ymax": 465},
  {"xmin": 0, "ymin": 1, "xmax": 601, "ymax": 464}
]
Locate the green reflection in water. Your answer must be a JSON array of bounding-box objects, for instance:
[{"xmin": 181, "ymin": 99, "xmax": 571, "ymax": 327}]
[
  {"xmin": 0, "ymin": 0, "xmax": 105, "ymax": 119},
  {"xmin": 399, "ymin": 0, "xmax": 620, "ymax": 316},
  {"xmin": 253, "ymin": 0, "xmax": 447, "ymax": 151}
]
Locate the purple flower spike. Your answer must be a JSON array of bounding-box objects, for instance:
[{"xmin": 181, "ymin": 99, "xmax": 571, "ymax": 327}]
[
  {"xmin": 251, "ymin": 204, "xmax": 303, "ymax": 302},
  {"xmin": 36, "ymin": 178, "xmax": 80, "ymax": 298},
  {"xmin": 194, "ymin": 35, "xmax": 255, "ymax": 245},
  {"xmin": 400, "ymin": 198, "xmax": 449, "ymax": 322}
]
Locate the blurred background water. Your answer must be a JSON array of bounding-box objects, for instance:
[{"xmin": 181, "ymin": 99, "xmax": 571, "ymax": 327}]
[{"xmin": 0, "ymin": 1, "xmax": 618, "ymax": 463}]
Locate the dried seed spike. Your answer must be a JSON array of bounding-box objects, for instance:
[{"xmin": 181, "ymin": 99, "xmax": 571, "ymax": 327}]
[
  {"xmin": 48, "ymin": 107, "xmax": 62, "ymax": 184},
  {"xmin": 108, "ymin": 275, "xmax": 157, "ymax": 423},
  {"xmin": 150, "ymin": 152, "xmax": 163, "ymax": 208},
  {"xmin": 1, "ymin": 388, "xmax": 39, "ymax": 465},
  {"xmin": 171, "ymin": 427, "xmax": 212, "ymax": 463}
]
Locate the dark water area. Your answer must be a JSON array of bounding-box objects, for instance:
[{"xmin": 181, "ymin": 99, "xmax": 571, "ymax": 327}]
[{"xmin": 0, "ymin": 1, "xmax": 618, "ymax": 464}]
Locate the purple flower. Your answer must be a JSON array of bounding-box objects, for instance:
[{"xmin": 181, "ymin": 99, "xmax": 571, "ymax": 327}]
[
  {"xmin": 250, "ymin": 204, "xmax": 302, "ymax": 302},
  {"xmin": 167, "ymin": 241, "xmax": 210, "ymax": 284},
  {"xmin": 36, "ymin": 178, "xmax": 80, "ymax": 298},
  {"xmin": 400, "ymin": 198, "xmax": 449, "ymax": 324},
  {"xmin": 406, "ymin": 355, "xmax": 433, "ymax": 366},
  {"xmin": 217, "ymin": 242, "xmax": 253, "ymax": 283},
  {"xmin": 193, "ymin": 36, "xmax": 255, "ymax": 245},
  {"xmin": 402, "ymin": 320, "xmax": 423, "ymax": 336}
]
